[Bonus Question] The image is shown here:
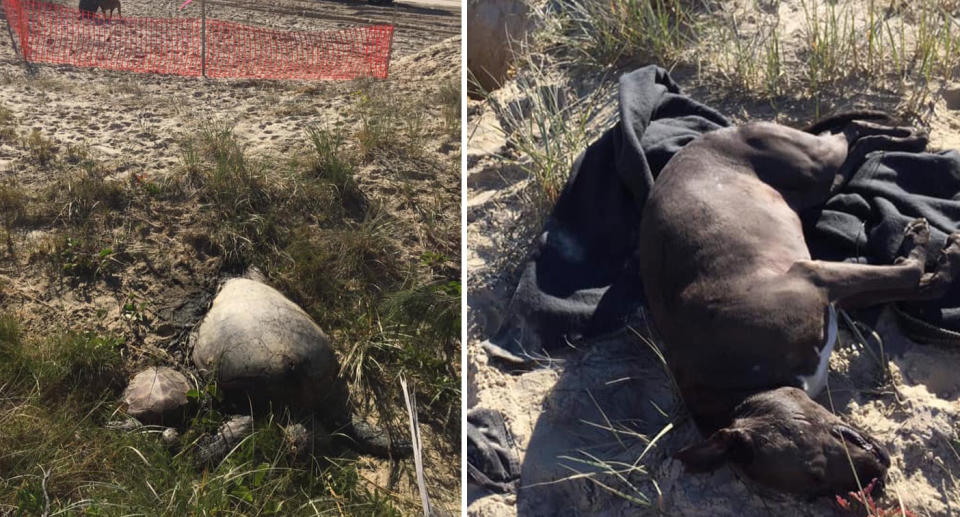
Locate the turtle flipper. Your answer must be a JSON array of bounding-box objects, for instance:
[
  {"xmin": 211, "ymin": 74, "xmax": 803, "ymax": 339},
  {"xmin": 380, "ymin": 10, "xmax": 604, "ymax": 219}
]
[
  {"xmin": 195, "ymin": 415, "xmax": 254, "ymax": 465},
  {"xmin": 340, "ymin": 414, "xmax": 412, "ymax": 458}
]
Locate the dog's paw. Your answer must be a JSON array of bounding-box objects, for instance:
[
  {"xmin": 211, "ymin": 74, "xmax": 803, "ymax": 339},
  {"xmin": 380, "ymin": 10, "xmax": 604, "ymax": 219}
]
[
  {"xmin": 918, "ymin": 231, "xmax": 960, "ymax": 297},
  {"xmin": 896, "ymin": 218, "xmax": 931, "ymax": 265},
  {"xmin": 945, "ymin": 231, "xmax": 960, "ymax": 250},
  {"xmin": 905, "ymin": 218, "xmax": 930, "ymax": 236},
  {"xmin": 936, "ymin": 231, "xmax": 960, "ymax": 272}
]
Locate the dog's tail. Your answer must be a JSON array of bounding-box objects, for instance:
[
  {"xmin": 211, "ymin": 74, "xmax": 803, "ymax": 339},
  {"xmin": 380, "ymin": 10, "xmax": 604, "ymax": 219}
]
[{"xmin": 803, "ymin": 110, "xmax": 893, "ymax": 135}]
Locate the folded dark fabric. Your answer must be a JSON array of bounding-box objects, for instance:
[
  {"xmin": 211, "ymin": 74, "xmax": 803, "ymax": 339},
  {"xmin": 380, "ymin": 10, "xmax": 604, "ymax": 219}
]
[
  {"xmin": 486, "ymin": 65, "xmax": 960, "ymax": 360},
  {"xmin": 467, "ymin": 408, "xmax": 520, "ymax": 493},
  {"xmin": 806, "ymin": 149, "xmax": 960, "ymax": 338}
]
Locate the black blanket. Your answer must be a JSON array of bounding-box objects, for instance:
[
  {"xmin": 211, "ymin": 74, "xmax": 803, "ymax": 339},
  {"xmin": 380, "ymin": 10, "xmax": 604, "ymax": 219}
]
[
  {"xmin": 467, "ymin": 409, "xmax": 520, "ymax": 493},
  {"xmin": 486, "ymin": 65, "xmax": 960, "ymax": 361}
]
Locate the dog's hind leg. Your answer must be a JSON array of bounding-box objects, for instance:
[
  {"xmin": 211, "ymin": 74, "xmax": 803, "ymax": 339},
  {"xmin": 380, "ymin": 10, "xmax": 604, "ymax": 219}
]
[
  {"xmin": 789, "ymin": 258, "xmax": 929, "ymax": 305},
  {"xmin": 839, "ymin": 231, "xmax": 960, "ymax": 307},
  {"xmin": 790, "ymin": 220, "xmax": 960, "ymax": 308},
  {"xmin": 789, "ymin": 218, "xmax": 928, "ymax": 301}
]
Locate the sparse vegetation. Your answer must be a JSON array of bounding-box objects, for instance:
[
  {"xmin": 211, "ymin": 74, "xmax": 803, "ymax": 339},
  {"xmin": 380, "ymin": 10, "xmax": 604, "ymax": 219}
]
[
  {"xmin": 546, "ymin": 0, "xmax": 960, "ymax": 106},
  {"xmin": 356, "ymin": 87, "xmax": 433, "ymax": 161},
  {"xmin": 51, "ymin": 164, "xmax": 127, "ymax": 225},
  {"xmin": 0, "ymin": 313, "xmax": 406, "ymax": 516},
  {"xmin": 23, "ymin": 128, "xmax": 56, "ymax": 166},
  {"xmin": 552, "ymin": 0, "xmax": 695, "ymax": 68},
  {"xmin": 494, "ymin": 0, "xmax": 960, "ymax": 212},
  {"xmin": 699, "ymin": 0, "xmax": 960, "ymax": 115},
  {"xmin": 307, "ymin": 124, "xmax": 365, "ymax": 214},
  {"xmin": 177, "ymin": 124, "xmax": 293, "ymax": 269},
  {"xmin": 439, "ymin": 76, "xmax": 462, "ymax": 136},
  {"xmin": 0, "ymin": 181, "xmax": 26, "ymax": 253},
  {"xmin": 174, "ymin": 88, "xmax": 461, "ymax": 441},
  {"xmin": 0, "ymin": 105, "xmax": 17, "ymax": 141},
  {"xmin": 1, "ymin": 42, "xmax": 461, "ymax": 515},
  {"xmin": 484, "ymin": 49, "xmax": 609, "ymax": 210},
  {"xmin": 53, "ymin": 234, "xmax": 124, "ymax": 281}
]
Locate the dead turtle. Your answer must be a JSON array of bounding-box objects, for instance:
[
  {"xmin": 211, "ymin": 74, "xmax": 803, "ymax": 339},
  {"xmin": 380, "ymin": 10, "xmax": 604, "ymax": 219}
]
[
  {"xmin": 193, "ymin": 278, "xmax": 340, "ymax": 408},
  {"xmin": 192, "ymin": 277, "xmax": 410, "ymax": 460},
  {"xmin": 122, "ymin": 367, "xmax": 193, "ymax": 425}
]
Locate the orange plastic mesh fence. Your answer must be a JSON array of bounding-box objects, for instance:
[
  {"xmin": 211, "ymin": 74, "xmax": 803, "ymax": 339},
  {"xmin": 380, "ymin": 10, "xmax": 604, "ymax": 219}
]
[{"xmin": 2, "ymin": 0, "xmax": 394, "ymax": 80}]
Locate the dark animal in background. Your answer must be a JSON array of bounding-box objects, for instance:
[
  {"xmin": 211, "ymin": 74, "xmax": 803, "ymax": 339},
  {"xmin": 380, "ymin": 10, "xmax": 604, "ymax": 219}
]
[
  {"xmin": 638, "ymin": 113, "xmax": 955, "ymax": 496},
  {"xmin": 99, "ymin": 0, "xmax": 121, "ymax": 20},
  {"xmin": 78, "ymin": 0, "xmax": 101, "ymax": 18}
]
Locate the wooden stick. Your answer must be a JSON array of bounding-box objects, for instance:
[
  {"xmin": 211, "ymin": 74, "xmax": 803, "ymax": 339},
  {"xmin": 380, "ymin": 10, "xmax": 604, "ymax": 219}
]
[
  {"xmin": 4, "ymin": 8, "xmax": 22, "ymax": 59},
  {"xmin": 5, "ymin": 0, "xmax": 33, "ymax": 74}
]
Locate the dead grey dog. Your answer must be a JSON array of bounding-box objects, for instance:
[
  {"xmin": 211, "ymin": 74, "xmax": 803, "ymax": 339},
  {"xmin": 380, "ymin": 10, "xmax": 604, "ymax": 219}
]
[{"xmin": 638, "ymin": 113, "xmax": 959, "ymax": 497}]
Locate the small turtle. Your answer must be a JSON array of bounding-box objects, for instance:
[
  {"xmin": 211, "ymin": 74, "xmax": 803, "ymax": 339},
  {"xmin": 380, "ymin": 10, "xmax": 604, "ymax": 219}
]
[
  {"xmin": 122, "ymin": 367, "xmax": 192, "ymax": 425},
  {"xmin": 192, "ymin": 278, "xmax": 410, "ymax": 459}
]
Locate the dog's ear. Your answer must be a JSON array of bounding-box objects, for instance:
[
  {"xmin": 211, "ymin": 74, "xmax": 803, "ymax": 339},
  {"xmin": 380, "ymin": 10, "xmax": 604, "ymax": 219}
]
[{"xmin": 674, "ymin": 428, "xmax": 753, "ymax": 473}]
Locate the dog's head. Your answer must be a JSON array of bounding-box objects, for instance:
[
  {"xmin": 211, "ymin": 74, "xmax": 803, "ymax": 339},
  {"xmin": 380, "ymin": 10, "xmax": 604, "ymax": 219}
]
[{"xmin": 675, "ymin": 386, "xmax": 889, "ymax": 496}]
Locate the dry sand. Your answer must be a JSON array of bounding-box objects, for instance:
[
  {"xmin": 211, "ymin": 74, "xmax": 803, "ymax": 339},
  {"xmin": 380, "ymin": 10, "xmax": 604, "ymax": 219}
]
[{"xmin": 467, "ymin": 1, "xmax": 960, "ymax": 516}]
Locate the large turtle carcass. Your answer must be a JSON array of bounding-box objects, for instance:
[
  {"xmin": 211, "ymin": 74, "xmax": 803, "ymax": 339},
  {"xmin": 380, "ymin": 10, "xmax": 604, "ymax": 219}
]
[
  {"xmin": 192, "ymin": 278, "xmax": 409, "ymax": 459},
  {"xmin": 193, "ymin": 278, "xmax": 345, "ymax": 411}
]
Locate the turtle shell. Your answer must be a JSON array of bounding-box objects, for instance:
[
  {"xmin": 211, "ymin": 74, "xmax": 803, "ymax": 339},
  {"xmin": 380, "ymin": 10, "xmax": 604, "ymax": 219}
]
[
  {"xmin": 122, "ymin": 367, "xmax": 192, "ymax": 424},
  {"xmin": 192, "ymin": 278, "xmax": 344, "ymax": 412}
]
